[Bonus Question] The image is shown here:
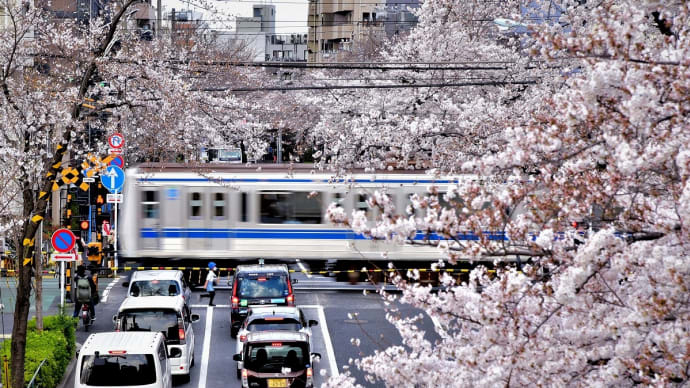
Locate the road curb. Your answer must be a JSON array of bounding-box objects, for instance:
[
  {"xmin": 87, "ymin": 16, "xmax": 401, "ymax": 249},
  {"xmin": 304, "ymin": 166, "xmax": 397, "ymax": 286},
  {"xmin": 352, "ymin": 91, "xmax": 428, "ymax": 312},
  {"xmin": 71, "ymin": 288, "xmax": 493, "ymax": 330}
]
[{"xmin": 57, "ymin": 343, "xmax": 81, "ymax": 388}]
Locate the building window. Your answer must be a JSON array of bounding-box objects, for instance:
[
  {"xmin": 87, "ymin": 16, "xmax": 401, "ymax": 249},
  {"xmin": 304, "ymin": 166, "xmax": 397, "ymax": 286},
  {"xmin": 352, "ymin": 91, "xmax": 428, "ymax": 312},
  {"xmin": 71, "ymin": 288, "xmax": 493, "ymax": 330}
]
[{"xmin": 142, "ymin": 190, "xmax": 159, "ymax": 219}]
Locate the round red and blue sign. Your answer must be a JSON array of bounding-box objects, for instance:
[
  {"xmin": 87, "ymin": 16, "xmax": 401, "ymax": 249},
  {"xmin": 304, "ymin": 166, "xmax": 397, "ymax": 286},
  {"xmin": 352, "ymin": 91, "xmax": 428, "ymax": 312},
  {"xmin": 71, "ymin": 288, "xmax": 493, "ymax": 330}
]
[
  {"xmin": 51, "ymin": 228, "xmax": 77, "ymax": 253},
  {"xmin": 109, "ymin": 155, "xmax": 124, "ymax": 168}
]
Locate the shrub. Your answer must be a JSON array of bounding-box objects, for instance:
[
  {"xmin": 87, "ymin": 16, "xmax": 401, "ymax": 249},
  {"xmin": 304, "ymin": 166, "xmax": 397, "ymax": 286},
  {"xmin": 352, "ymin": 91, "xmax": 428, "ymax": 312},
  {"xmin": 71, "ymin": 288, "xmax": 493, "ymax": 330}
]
[{"xmin": 1, "ymin": 315, "xmax": 77, "ymax": 387}]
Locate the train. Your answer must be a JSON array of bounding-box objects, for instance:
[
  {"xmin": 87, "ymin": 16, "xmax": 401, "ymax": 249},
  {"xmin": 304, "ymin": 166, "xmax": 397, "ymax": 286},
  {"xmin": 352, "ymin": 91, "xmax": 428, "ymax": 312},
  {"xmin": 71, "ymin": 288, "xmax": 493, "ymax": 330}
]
[{"xmin": 120, "ymin": 163, "xmax": 508, "ymax": 274}]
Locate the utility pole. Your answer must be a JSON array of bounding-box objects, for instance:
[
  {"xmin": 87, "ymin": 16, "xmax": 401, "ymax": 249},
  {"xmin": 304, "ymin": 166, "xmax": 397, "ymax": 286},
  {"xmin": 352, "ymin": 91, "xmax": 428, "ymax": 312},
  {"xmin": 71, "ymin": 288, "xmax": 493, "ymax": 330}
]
[
  {"xmin": 157, "ymin": 0, "xmax": 162, "ymax": 37},
  {"xmin": 171, "ymin": 8, "xmax": 176, "ymax": 44}
]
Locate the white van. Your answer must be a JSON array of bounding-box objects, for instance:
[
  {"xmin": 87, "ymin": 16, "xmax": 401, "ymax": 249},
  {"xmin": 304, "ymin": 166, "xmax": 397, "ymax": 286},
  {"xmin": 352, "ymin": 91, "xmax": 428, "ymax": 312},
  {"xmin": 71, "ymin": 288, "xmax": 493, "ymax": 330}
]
[
  {"xmin": 114, "ymin": 296, "xmax": 199, "ymax": 381},
  {"xmin": 75, "ymin": 331, "xmax": 177, "ymax": 388},
  {"xmin": 123, "ymin": 270, "xmax": 192, "ymax": 305}
]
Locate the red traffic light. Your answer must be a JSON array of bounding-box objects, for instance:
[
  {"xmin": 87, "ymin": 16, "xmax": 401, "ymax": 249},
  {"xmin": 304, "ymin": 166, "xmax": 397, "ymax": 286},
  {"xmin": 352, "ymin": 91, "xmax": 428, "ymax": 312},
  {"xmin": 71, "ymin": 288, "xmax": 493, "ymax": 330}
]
[{"xmin": 80, "ymin": 220, "xmax": 89, "ymax": 230}]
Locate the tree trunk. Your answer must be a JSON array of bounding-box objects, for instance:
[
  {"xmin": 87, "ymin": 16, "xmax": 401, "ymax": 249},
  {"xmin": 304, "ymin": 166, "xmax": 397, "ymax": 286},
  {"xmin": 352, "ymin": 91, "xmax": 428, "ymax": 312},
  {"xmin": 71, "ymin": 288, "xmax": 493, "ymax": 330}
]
[
  {"xmin": 35, "ymin": 230, "xmax": 43, "ymax": 332},
  {"xmin": 6, "ymin": 3, "xmax": 137, "ymax": 386}
]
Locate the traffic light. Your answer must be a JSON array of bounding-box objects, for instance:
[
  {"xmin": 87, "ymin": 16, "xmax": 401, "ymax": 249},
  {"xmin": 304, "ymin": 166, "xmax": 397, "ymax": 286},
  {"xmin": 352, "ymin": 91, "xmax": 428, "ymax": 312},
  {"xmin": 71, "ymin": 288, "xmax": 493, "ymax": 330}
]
[
  {"xmin": 80, "ymin": 220, "xmax": 89, "ymax": 230},
  {"xmin": 87, "ymin": 242, "xmax": 102, "ymax": 265}
]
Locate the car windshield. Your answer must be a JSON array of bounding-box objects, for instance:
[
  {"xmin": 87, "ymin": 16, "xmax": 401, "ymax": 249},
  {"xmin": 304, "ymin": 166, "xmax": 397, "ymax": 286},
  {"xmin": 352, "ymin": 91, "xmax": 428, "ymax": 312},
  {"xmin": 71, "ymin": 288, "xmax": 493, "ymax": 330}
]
[
  {"xmin": 80, "ymin": 354, "xmax": 156, "ymax": 386},
  {"xmin": 238, "ymin": 275, "xmax": 288, "ymax": 299},
  {"xmin": 245, "ymin": 342, "xmax": 308, "ymax": 373},
  {"xmin": 120, "ymin": 309, "xmax": 180, "ymax": 343},
  {"xmin": 248, "ymin": 318, "xmax": 302, "ymax": 332},
  {"xmin": 130, "ymin": 280, "xmax": 179, "ymax": 297}
]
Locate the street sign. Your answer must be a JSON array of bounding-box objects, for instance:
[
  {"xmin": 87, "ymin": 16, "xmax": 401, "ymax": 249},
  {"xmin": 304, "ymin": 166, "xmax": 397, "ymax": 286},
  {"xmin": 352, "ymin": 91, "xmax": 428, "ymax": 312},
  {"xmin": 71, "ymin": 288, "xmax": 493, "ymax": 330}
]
[
  {"xmin": 51, "ymin": 229, "xmax": 77, "ymax": 253},
  {"xmin": 107, "ymin": 194, "xmax": 123, "ymax": 203},
  {"xmin": 102, "ymin": 220, "xmax": 111, "ymax": 236},
  {"xmin": 101, "ymin": 166, "xmax": 125, "ymax": 193},
  {"xmin": 51, "ymin": 253, "xmax": 77, "ymax": 262},
  {"xmin": 109, "ymin": 148, "xmax": 123, "ymax": 155},
  {"xmin": 108, "ymin": 133, "xmax": 125, "ymax": 149},
  {"xmin": 109, "ymin": 155, "xmax": 124, "ymax": 168}
]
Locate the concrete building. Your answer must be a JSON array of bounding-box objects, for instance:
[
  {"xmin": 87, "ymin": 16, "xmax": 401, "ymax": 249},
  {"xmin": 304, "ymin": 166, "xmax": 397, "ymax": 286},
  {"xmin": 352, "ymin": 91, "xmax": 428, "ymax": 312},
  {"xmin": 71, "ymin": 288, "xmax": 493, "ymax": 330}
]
[
  {"xmin": 218, "ymin": 4, "xmax": 307, "ymax": 62},
  {"xmin": 383, "ymin": 0, "xmax": 419, "ymax": 37},
  {"xmin": 265, "ymin": 33, "xmax": 308, "ymax": 61},
  {"xmin": 307, "ymin": 0, "xmax": 386, "ymax": 62}
]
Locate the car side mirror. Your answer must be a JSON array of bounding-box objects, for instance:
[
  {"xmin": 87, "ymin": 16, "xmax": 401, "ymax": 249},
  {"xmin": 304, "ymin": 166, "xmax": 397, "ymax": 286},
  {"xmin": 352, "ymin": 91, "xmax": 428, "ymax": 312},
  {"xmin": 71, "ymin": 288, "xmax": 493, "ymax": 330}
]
[
  {"xmin": 122, "ymin": 281, "xmax": 129, "ymax": 287},
  {"xmin": 291, "ymin": 279, "xmax": 298, "ymax": 284},
  {"xmin": 191, "ymin": 314, "xmax": 200, "ymax": 323},
  {"xmin": 310, "ymin": 352, "xmax": 321, "ymax": 362},
  {"xmin": 112, "ymin": 315, "xmax": 117, "ymax": 322},
  {"xmin": 233, "ymin": 354, "xmax": 242, "ymax": 362},
  {"xmin": 169, "ymin": 348, "xmax": 182, "ymax": 358},
  {"xmin": 308, "ymin": 319, "xmax": 318, "ymax": 327}
]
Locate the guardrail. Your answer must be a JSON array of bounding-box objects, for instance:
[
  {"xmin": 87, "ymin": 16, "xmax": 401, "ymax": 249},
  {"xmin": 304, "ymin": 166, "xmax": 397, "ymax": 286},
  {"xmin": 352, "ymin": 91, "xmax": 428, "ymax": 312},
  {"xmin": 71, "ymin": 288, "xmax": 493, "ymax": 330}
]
[{"xmin": 27, "ymin": 358, "xmax": 47, "ymax": 388}]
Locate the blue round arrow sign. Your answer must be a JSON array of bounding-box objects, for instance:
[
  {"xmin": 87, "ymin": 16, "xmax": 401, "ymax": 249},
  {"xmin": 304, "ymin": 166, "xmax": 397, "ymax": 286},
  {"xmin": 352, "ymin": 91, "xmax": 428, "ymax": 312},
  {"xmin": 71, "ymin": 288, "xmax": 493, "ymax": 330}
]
[
  {"xmin": 100, "ymin": 165, "xmax": 125, "ymax": 193},
  {"xmin": 51, "ymin": 229, "xmax": 76, "ymax": 253}
]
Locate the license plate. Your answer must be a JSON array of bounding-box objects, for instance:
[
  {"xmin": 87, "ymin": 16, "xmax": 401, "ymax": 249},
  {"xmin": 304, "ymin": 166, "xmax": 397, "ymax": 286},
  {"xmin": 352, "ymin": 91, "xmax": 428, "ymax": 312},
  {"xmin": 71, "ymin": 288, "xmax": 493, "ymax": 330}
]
[{"xmin": 267, "ymin": 378, "xmax": 288, "ymax": 388}]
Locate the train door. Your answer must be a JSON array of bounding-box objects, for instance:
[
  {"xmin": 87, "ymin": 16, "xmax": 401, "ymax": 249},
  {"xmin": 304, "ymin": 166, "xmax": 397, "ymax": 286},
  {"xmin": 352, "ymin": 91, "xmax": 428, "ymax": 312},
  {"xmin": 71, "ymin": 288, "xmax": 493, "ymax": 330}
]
[
  {"xmin": 140, "ymin": 187, "xmax": 161, "ymax": 250},
  {"xmin": 161, "ymin": 186, "xmax": 184, "ymax": 253},
  {"xmin": 209, "ymin": 189, "xmax": 230, "ymax": 251},
  {"xmin": 186, "ymin": 187, "xmax": 209, "ymax": 251}
]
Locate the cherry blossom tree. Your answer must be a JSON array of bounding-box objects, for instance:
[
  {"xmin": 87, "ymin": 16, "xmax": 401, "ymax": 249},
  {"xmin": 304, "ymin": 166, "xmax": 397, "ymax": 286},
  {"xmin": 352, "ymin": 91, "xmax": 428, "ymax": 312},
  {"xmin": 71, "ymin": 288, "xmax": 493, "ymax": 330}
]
[
  {"xmin": 0, "ymin": 0, "xmax": 283, "ymax": 384},
  {"xmin": 318, "ymin": 0, "xmax": 690, "ymax": 386}
]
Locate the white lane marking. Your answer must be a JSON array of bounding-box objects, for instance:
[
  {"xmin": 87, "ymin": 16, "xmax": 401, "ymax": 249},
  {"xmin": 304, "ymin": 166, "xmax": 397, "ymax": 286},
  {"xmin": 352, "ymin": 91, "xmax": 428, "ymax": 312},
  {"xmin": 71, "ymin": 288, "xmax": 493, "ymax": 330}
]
[
  {"xmin": 100, "ymin": 277, "xmax": 121, "ymax": 303},
  {"xmin": 191, "ymin": 304, "xmax": 230, "ymax": 308},
  {"xmin": 296, "ymin": 259, "xmax": 312, "ymax": 278},
  {"xmin": 427, "ymin": 311, "xmax": 448, "ymax": 337},
  {"xmin": 198, "ymin": 306, "xmax": 213, "ymax": 388},
  {"xmin": 301, "ymin": 305, "xmax": 338, "ymax": 377}
]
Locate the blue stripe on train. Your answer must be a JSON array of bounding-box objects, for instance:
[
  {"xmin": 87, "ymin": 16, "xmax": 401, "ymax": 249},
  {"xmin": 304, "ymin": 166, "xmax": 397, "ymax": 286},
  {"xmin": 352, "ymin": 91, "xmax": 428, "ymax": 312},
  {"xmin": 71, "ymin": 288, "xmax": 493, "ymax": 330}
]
[{"xmin": 139, "ymin": 228, "xmax": 509, "ymax": 241}]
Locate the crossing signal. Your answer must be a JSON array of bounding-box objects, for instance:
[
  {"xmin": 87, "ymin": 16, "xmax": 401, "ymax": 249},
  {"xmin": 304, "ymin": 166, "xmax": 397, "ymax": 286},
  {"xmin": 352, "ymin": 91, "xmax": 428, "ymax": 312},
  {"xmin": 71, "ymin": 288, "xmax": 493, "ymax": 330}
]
[{"xmin": 80, "ymin": 220, "xmax": 89, "ymax": 230}]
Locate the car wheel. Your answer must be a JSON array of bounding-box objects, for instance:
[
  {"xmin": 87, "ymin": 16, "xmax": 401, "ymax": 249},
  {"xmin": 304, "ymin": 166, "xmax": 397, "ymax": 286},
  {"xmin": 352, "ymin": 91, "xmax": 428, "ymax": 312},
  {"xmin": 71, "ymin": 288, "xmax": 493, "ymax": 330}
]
[{"xmin": 231, "ymin": 326, "xmax": 238, "ymax": 338}]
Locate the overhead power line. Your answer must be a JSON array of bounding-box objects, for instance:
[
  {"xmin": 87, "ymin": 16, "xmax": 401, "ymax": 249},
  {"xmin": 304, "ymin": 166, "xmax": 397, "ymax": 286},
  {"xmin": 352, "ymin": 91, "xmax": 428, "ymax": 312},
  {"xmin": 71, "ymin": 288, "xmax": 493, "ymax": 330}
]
[{"xmin": 194, "ymin": 80, "xmax": 538, "ymax": 93}]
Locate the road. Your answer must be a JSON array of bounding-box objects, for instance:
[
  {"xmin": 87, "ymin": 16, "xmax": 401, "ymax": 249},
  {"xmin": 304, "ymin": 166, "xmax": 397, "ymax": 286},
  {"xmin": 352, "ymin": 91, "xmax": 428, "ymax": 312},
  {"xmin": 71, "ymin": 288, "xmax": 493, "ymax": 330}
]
[{"xmin": 2, "ymin": 270, "xmax": 439, "ymax": 387}]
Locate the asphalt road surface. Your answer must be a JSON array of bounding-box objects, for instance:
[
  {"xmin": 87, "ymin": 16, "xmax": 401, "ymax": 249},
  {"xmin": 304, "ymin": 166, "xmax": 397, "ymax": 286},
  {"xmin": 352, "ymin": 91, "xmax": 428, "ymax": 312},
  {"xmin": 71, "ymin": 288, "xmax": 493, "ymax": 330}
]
[{"xmin": 60, "ymin": 271, "xmax": 439, "ymax": 387}]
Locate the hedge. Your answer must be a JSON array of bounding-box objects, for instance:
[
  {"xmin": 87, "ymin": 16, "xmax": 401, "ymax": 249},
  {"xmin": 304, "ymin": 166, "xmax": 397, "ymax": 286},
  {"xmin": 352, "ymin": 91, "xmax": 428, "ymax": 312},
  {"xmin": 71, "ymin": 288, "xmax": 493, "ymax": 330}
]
[{"xmin": 1, "ymin": 315, "xmax": 77, "ymax": 387}]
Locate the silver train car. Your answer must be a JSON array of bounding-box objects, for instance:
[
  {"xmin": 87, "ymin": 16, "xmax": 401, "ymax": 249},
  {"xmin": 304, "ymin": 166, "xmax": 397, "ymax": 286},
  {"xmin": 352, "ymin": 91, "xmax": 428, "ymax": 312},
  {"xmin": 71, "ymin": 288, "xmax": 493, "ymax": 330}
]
[{"xmin": 120, "ymin": 164, "xmax": 493, "ymax": 264}]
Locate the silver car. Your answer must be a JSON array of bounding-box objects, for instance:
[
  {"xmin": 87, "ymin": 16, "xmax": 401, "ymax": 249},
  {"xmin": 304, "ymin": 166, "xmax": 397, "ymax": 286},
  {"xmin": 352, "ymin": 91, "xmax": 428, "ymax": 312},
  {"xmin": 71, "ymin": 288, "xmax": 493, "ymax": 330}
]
[
  {"xmin": 234, "ymin": 331, "xmax": 321, "ymax": 388},
  {"xmin": 234, "ymin": 306, "xmax": 318, "ymax": 378}
]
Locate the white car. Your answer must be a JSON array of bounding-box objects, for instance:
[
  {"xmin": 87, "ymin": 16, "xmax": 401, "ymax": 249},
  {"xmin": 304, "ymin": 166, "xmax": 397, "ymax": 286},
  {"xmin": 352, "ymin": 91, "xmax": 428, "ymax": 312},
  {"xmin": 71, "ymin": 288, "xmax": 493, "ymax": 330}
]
[
  {"xmin": 235, "ymin": 306, "xmax": 318, "ymax": 378},
  {"xmin": 75, "ymin": 331, "xmax": 177, "ymax": 388},
  {"xmin": 123, "ymin": 270, "xmax": 192, "ymax": 306},
  {"xmin": 114, "ymin": 296, "xmax": 199, "ymax": 381}
]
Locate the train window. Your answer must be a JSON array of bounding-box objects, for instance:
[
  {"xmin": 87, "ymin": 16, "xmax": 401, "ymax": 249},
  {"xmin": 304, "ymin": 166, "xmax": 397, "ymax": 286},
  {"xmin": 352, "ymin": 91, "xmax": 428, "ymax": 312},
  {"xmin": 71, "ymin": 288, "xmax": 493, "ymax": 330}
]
[
  {"xmin": 142, "ymin": 190, "xmax": 159, "ymax": 219},
  {"xmin": 214, "ymin": 193, "xmax": 226, "ymax": 219},
  {"xmin": 333, "ymin": 193, "xmax": 345, "ymax": 208},
  {"xmin": 189, "ymin": 192, "xmax": 203, "ymax": 219},
  {"xmin": 241, "ymin": 193, "xmax": 248, "ymax": 222},
  {"xmin": 260, "ymin": 191, "xmax": 322, "ymax": 224},
  {"xmin": 356, "ymin": 194, "xmax": 373, "ymax": 221}
]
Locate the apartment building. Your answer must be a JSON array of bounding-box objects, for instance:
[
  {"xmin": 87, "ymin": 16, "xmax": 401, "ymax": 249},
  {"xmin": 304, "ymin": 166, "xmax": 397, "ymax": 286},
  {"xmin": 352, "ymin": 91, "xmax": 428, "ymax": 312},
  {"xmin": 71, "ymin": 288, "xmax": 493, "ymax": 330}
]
[{"xmin": 307, "ymin": 0, "xmax": 386, "ymax": 62}]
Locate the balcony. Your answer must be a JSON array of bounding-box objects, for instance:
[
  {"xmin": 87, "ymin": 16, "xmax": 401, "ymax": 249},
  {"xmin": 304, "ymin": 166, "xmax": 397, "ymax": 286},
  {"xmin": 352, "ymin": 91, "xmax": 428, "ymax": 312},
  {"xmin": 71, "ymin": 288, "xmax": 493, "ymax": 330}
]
[
  {"xmin": 320, "ymin": 0, "xmax": 354, "ymax": 14},
  {"xmin": 319, "ymin": 24, "xmax": 354, "ymax": 41}
]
